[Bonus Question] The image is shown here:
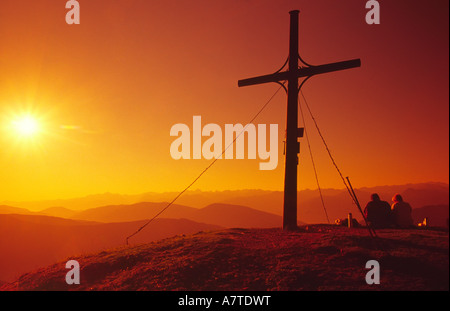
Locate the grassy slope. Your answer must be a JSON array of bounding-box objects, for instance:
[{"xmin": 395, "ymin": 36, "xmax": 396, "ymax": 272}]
[{"xmin": 2, "ymin": 226, "xmax": 448, "ymax": 291}]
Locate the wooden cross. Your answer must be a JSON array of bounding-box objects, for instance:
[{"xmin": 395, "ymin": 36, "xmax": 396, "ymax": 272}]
[{"xmin": 238, "ymin": 10, "xmax": 361, "ymax": 230}]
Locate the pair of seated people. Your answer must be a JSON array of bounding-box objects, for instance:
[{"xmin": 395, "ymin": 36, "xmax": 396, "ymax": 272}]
[{"xmin": 364, "ymin": 193, "xmax": 414, "ymax": 229}]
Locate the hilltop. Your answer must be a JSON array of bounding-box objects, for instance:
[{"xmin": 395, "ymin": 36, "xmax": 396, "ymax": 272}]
[{"xmin": 2, "ymin": 225, "xmax": 448, "ymax": 291}]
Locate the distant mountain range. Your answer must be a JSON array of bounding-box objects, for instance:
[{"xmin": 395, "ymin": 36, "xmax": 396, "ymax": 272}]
[
  {"xmin": 2, "ymin": 182, "xmax": 448, "ymax": 214},
  {"xmin": 39, "ymin": 206, "xmax": 77, "ymax": 219},
  {"xmin": 0, "ymin": 202, "xmax": 284, "ymax": 228},
  {"xmin": 1, "ymin": 182, "xmax": 448, "ymax": 224},
  {"xmin": 71, "ymin": 202, "xmax": 284, "ymax": 228},
  {"xmin": 0, "ymin": 205, "xmax": 34, "ymax": 215}
]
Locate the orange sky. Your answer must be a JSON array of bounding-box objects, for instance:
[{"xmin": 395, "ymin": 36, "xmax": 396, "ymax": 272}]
[{"xmin": 0, "ymin": 0, "xmax": 448, "ymax": 201}]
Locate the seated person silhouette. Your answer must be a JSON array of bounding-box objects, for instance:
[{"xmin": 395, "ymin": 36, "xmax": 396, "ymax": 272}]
[
  {"xmin": 364, "ymin": 193, "xmax": 392, "ymax": 228},
  {"xmin": 391, "ymin": 194, "xmax": 414, "ymax": 228}
]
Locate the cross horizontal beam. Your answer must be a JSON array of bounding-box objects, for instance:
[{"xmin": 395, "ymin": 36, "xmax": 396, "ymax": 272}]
[{"xmin": 238, "ymin": 58, "xmax": 361, "ymax": 88}]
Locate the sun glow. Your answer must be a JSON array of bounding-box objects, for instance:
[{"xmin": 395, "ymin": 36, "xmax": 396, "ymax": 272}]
[{"xmin": 11, "ymin": 115, "xmax": 40, "ymax": 138}]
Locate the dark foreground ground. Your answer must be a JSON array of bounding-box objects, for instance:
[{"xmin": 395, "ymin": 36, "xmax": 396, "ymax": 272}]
[{"xmin": 1, "ymin": 225, "xmax": 448, "ymax": 291}]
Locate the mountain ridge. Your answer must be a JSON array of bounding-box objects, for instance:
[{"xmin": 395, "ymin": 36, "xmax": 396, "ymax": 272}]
[
  {"xmin": 69, "ymin": 202, "xmax": 284, "ymax": 228},
  {"xmin": 2, "ymin": 182, "xmax": 447, "ymax": 212}
]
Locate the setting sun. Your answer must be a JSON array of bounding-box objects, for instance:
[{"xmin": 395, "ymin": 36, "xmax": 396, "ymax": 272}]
[{"xmin": 11, "ymin": 115, "xmax": 40, "ymax": 138}]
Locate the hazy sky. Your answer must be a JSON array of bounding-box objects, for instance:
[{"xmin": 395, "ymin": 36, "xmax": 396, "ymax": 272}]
[{"xmin": 0, "ymin": 0, "xmax": 448, "ymax": 201}]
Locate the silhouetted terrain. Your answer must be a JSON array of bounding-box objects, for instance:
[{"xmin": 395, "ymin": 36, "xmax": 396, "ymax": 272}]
[
  {"xmin": 0, "ymin": 214, "xmax": 221, "ymax": 282},
  {"xmin": 3, "ymin": 183, "xmax": 447, "ymax": 216},
  {"xmin": 0, "ymin": 183, "xmax": 447, "ymax": 287},
  {"xmin": 0, "ymin": 203, "xmax": 285, "ymax": 282},
  {"xmin": 221, "ymin": 183, "xmax": 449, "ymax": 224},
  {"xmin": 39, "ymin": 207, "xmax": 77, "ymax": 219},
  {"xmin": 3, "ymin": 183, "xmax": 447, "ymax": 225},
  {"xmin": 71, "ymin": 203, "xmax": 283, "ymax": 228},
  {"xmin": 71, "ymin": 202, "xmax": 198, "ymax": 223},
  {"xmin": 2, "ymin": 226, "xmax": 448, "ymax": 291},
  {"xmin": 0, "ymin": 205, "xmax": 35, "ymax": 215}
]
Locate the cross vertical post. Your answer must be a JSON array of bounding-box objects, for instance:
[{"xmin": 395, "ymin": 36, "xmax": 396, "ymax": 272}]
[
  {"xmin": 283, "ymin": 10, "xmax": 300, "ymax": 230},
  {"xmin": 238, "ymin": 10, "xmax": 361, "ymax": 231}
]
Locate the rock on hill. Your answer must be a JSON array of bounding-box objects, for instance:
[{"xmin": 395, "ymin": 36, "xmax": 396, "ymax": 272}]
[{"xmin": 2, "ymin": 226, "xmax": 448, "ymax": 291}]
